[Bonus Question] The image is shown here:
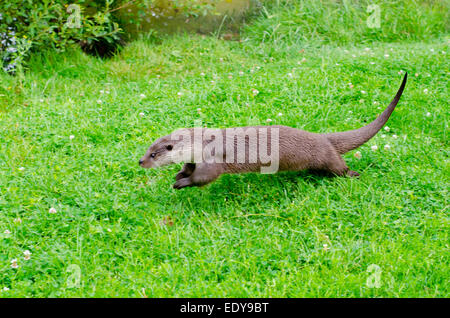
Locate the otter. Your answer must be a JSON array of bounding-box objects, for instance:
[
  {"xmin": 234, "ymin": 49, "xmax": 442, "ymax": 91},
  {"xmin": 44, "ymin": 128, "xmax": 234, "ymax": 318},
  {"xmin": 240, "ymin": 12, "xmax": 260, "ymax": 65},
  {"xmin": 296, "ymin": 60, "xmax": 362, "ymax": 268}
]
[{"xmin": 139, "ymin": 73, "xmax": 407, "ymax": 189}]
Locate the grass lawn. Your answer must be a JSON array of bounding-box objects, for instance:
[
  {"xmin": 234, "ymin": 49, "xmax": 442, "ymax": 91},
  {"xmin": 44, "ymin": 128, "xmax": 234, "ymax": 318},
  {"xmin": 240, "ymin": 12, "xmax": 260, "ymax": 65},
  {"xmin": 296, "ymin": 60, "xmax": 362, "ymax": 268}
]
[{"xmin": 0, "ymin": 1, "xmax": 448, "ymax": 297}]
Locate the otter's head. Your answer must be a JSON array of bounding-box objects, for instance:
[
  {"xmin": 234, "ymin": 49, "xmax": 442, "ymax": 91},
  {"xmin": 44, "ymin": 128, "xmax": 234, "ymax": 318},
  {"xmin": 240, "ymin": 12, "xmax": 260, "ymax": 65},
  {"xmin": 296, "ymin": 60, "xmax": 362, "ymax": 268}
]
[
  {"xmin": 139, "ymin": 135, "xmax": 176, "ymax": 169},
  {"xmin": 139, "ymin": 130, "xmax": 192, "ymax": 169}
]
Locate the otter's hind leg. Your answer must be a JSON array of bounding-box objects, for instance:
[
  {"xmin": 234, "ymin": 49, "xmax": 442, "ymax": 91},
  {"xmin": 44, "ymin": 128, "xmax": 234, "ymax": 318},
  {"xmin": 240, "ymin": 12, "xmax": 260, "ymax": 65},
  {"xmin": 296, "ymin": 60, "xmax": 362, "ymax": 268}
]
[{"xmin": 323, "ymin": 153, "xmax": 359, "ymax": 177}]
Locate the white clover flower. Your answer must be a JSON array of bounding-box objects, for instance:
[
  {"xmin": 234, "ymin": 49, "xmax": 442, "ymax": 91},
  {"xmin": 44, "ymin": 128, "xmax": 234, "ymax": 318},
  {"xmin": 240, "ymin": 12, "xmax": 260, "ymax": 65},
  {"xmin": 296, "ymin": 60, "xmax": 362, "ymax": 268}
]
[
  {"xmin": 177, "ymin": 92, "xmax": 183, "ymax": 96},
  {"xmin": 423, "ymin": 88, "xmax": 429, "ymax": 94},
  {"xmin": 371, "ymin": 145, "xmax": 378, "ymax": 151},
  {"xmin": 381, "ymin": 134, "xmax": 386, "ymax": 138},
  {"xmin": 219, "ymin": 58, "xmax": 223, "ymax": 62},
  {"xmin": 13, "ymin": 218, "xmax": 21, "ymax": 224},
  {"xmin": 277, "ymin": 112, "xmax": 283, "ymax": 117},
  {"xmin": 10, "ymin": 259, "xmax": 18, "ymax": 269},
  {"xmin": 228, "ymin": 74, "xmax": 233, "ymax": 79},
  {"xmin": 4, "ymin": 229, "xmax": 11, "ymax": 235},
  {"xmin": 239, "ymin": 71, "xmax": 244, "ymax": 76},
  {"xmin": 69, "ymin": 135, "xmax": 75, "ymax": 140},
  {"xmin": 415, "ymin": 73, "xmax": 419, "ymax": 77},
  {"xmin": 197, "ymin": 108, "xmax": 202, "ymax": 113},
  {"xmin": 2, "ymin": 287, "xmax": 9, "ymax": 292},
  {"xmin": 23, "ymin": 250, "xmax": 31, "ymax": 261},
  {"xmin": 384, "ymin": 144, "xmax": 391, "ymax": 150},
  {"xmin": 301, "ymin": 57, "xmax": 306, "ymax": 63},
  {"xmin": 384, "ymin": 126, "xmax": 390, "ymax": 132},
  {"xmin": 100, "ymin": 90, "xmax": 104, "ymax": 94},
  {"xmin": 370, "ymin": 61, "xmax": 375, "ymax": 65},
  {"xmin": 97, "ymin": 99, "xmax": 102, "ymax": 104},
  {"xmin": 251, "ymin": 88, "xmax": 259, "ymax": 96},
  {"xmin": 361, "ymin": 90, "xmax": 366, "ymax": 94},
  {"xmin": 323, "ymin": 244, "xmax": 329, "ymax": 251},
  {"xmin": 393, "ymin": 134, "xmax": 398, "ymax": 139},
  {"xmin": 426, "ymin": 112, "xmax": 431, "ymax": 117},
  {"xmin": 210, "ymin": 80, "xmax": 215, "ymax": 85},
  {"xmin": 139, "ymin": 112, "xmax": 145, "ymax": 117},
  {"xmin": 200, "ymin": 72, "xmax": 205, "ymax": 76},
  {"xmin": 266, "ymin": 118, "xmax": 272, "ymax": 123},
  {"xmin": 18, "ymin": 167, "xmax": 25, "ymax": 171},
  {"xmin": 39, "ymin": 99, "xmax": 44, "ymax": 103},
  {"xmin": 49, "ymin": 207, "xmax": 57, "ymax": 214},
  {"xmin": 354, "ymin": 151, "xmax": 362, "ymax": 159},
  {"xmin": 140, "ymin": 94, "xmax": 146, "ymax": 98},
  {"xmin": 364, "ymin": 47, "xmax": 371, "ymax": 51},
  {"xmin": 287, "ymin": 73, "xmax": 293, "ymax": 78},
  {"xmin": 384, "ymin": 54, "xmax": 389, "ymax": 58},
  {"xmin": 348, "ymin": 83, "xmax": 354, "ymax": 89}
]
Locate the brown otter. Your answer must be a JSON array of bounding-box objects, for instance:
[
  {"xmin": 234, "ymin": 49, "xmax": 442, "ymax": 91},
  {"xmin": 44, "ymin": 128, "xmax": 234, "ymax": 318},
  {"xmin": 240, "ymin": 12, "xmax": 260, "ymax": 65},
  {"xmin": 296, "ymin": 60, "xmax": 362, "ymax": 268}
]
[{"xmin": 139, "ymin": 73, "xmax": 407, "ymax": 189}]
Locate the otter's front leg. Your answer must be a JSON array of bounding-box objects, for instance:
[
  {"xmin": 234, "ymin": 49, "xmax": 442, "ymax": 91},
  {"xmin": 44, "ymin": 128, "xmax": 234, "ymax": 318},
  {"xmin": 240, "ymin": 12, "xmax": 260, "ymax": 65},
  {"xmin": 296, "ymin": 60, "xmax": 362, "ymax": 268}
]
[
  {"xmin": 173, "ymin": 163, "xmax": 222, "ymax": 189},
  {"xmin": 175, "ymin": 163, "xmax": 196, "ymax": 181}
]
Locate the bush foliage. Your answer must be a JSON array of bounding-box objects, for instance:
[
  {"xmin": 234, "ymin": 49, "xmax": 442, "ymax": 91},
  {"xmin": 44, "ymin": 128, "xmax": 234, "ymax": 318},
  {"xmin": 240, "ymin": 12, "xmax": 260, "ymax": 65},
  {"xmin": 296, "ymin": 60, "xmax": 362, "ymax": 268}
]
[
  {"xmin": 0, "ymin": 0, "xmax": 124, "ymax": 72},
  {"xmin": 0, "ymin": 0, "xmax": 226, "ymax": 73}
]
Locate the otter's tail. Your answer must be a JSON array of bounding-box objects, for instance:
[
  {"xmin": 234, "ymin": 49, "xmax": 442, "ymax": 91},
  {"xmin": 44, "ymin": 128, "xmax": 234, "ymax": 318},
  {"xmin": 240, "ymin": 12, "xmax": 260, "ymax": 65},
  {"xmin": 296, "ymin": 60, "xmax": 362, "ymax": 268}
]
[{"xmin": 325, "ymin": 73, "xmax": 407, "ymax": 154}]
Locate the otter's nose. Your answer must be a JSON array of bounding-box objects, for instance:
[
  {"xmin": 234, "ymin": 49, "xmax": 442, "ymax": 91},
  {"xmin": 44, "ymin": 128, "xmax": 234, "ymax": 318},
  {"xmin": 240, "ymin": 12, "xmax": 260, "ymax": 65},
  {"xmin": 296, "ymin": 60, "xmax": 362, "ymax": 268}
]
[{"xmin": 139, "ymin": 159, "xmax": 143, "ymax": 165}]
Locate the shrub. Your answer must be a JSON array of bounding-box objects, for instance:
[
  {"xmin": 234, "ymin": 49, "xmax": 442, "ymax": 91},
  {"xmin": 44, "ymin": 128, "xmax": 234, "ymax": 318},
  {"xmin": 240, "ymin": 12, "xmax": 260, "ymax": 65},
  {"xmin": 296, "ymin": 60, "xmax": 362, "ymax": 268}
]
[
  {"xmin": 0, "ymin": 0, "xmax": 226, "ymax": 73},
  {"xmin": 0, "ymin": 0, "xmax": 122, "ymax": 73}
]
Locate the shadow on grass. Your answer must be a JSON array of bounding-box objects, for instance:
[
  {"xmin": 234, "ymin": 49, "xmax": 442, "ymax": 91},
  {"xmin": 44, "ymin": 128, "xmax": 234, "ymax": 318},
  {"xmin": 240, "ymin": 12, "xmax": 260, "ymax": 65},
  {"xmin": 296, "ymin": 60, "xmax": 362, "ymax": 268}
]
[{"xmin": 160, "ymin": 169, "xmax": 338, "ymax": 214}]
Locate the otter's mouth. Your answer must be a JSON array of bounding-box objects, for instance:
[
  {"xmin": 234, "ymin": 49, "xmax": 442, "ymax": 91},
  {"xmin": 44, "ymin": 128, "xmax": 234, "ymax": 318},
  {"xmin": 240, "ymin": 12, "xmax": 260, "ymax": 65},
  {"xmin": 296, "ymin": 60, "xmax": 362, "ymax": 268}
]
[{"xmin": 139, "ymin": 159, "xmax": 153, "ymax": 168}]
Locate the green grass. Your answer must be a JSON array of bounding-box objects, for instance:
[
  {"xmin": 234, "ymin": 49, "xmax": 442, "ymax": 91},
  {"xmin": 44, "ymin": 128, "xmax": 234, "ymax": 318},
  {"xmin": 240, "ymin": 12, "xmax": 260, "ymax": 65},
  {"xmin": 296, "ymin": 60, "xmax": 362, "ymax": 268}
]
[{"xmin": 0, "ymin": 0, "xmax": 449, "ymax": 297}]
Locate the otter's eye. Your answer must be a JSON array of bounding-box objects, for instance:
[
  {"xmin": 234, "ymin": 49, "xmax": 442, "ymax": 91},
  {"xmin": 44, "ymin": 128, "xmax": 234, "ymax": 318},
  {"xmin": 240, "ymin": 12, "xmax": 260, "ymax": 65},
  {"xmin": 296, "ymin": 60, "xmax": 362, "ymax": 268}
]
[
  {"xmin": 166, "ymin": 145, "xmax": 173, "ymax": 151},
  {"xmin": 150, "ymin": 153, "xmax": 156, "ymax": 158}
]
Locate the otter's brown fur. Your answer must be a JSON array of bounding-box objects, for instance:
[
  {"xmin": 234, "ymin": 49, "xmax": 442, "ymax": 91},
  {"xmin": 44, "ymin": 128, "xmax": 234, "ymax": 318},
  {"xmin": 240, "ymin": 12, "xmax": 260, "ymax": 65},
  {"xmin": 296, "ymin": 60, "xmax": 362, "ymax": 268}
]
[{"xmin": 139, "ymin": 74, "xmax": 407, "ymax": 189}]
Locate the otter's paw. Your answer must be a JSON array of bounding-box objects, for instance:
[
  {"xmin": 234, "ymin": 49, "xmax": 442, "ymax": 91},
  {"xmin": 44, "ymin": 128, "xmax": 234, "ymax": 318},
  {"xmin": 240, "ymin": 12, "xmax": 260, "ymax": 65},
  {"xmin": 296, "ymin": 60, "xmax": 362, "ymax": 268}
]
[
  {"xmin": 173, "ymin": 178, "xmax": 193, "ymax": 189},
  {"xmin": 347, "ymin": 170, "xmax": 360, "ymax": 177},
  {"xmin": 175, "ymin": 171, "xmax": 188, "ymax": 181}
]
